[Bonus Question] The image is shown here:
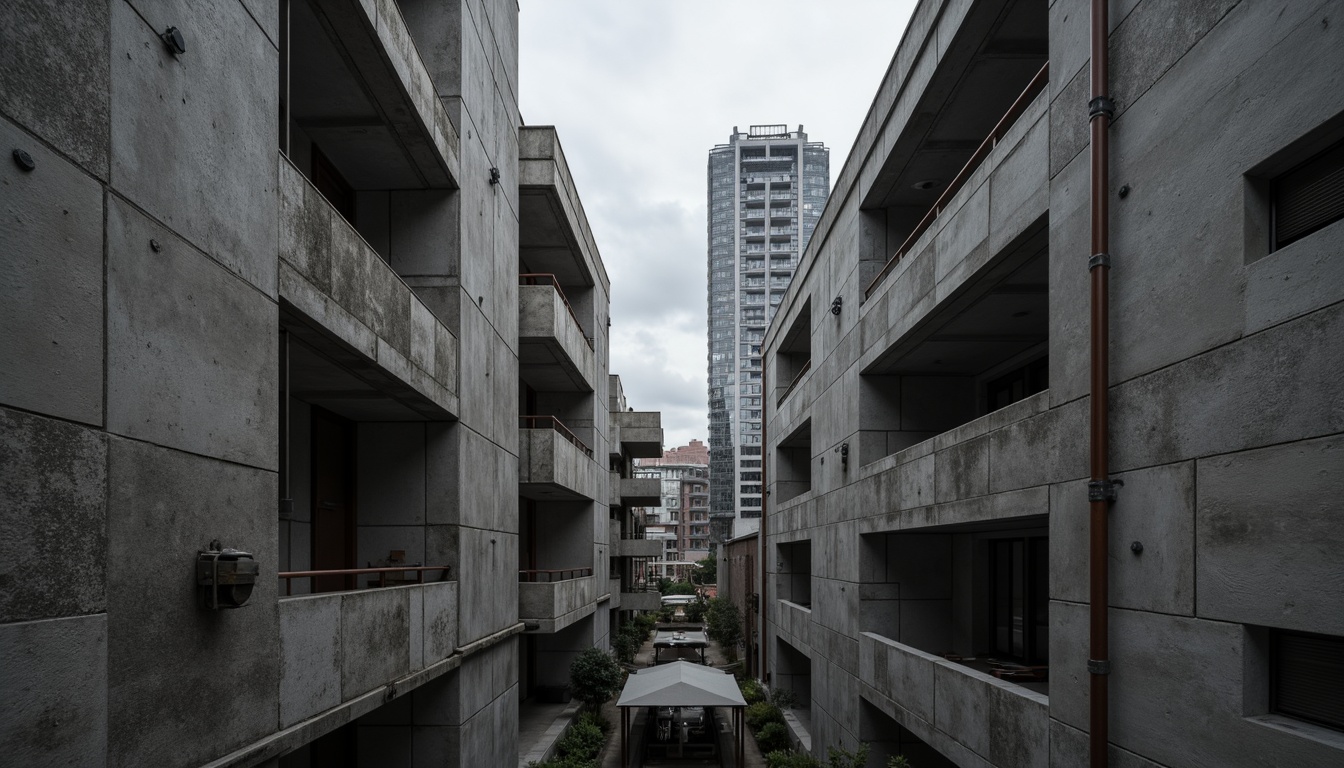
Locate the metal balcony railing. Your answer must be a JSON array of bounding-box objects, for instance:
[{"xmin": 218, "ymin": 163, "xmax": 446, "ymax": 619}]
[
  {"xmin": 777, "ymin": 358, "xmax": 812, "ymax": 406},
  {"xmin": 518, "ymin": 567, "xmax": 594, "ymax": 582},
  {"xmin": 520, "ymin": 415, "xmax": 594, "ymax": 458},
  {"xmin": 519, "ymin": 273, "xmax": 594, "ymax": 349},
  {"xmin": 278, "ymin": 565, "xmax": 452, "ymax": 596},
  {"xmin": 865, "ymin": 62, "xmax": 1049, "ymax": 300}
]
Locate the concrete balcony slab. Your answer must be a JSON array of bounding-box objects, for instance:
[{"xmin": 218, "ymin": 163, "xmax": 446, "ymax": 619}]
[
  {"xmin": 519, "ymin": 283, "xmax": 596, "ymax": 392},
  {"xmin": 614, "ymin": 410, "xmax": 663, "ymax": 458},
  {"xmin": 519, "ymin": 427, "xmax": 599, "ymax": 501},
  {"xmin": 519, "ymin": 576, "xmax": 597, "ymax": 634},
  {"xmin": 278, "ymin": 158, "xmax": 459, "ymax": 421}
]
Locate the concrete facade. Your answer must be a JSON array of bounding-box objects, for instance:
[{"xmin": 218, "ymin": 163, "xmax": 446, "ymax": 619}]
[
  {"xmin": 759, "ymin": 1, "xmax": 1344, "ymax": 767},
  {"xmin": 0, "ymin": 1, "xmax": 658, "ymax": 766}
]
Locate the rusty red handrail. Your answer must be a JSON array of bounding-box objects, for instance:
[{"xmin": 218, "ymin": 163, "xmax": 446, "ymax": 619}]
[
  {"xmin": 518, "ymin": 567, "xmax": 594, "ymax": 582},
  {"xmin": 864, "ymin": 62, "xmax": 1050, "ymax": 300},
  {"xmin": 277, "ymin": 565, "xmax": 452, "ymax": 596},
  {"xmin": 520, "ymin": 273, "xmax": 594, "ymax": 349},
  {"xmin": 520, "ymin": 414, "xmax": 595, "ymax": 458}
]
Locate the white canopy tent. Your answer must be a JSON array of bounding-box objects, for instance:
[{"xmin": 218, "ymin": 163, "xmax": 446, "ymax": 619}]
[{"xmin": 615, "ymin": 661, "xmax": 747, "ymax": 767}]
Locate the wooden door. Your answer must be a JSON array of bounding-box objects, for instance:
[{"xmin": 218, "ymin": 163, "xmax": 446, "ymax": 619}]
[{"xmin": 311, "ymin": 407, "xmax": 354, "ymax": 592}]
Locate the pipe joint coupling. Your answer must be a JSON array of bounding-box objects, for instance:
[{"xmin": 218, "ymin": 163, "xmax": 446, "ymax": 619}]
[
  {"xmin": 1088, "ymin": 252, "xmax": 1111, "ymax": 270},
  {"xmin": 1088, "ymin": 478, "xmax": 1123, "ymax": 502},
  {"xmin": 1088, "ymin": 659, "xmax": 1112, "ymax": 675},
  {"xmin": 1088, "ymin": 96, "xmax": 1116, "ymax": 121}
]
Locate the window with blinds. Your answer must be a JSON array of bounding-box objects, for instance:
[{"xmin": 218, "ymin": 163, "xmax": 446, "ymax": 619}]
[
  {"xmin": 1272, "ymin": 630, "xmax": 1344, "ymax": 731},
  {"xmin": 1272, "ymin": 140, "xmax": 1344, "ymax": 251}
]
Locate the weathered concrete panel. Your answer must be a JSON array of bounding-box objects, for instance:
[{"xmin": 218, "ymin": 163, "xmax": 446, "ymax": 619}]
[
  {"xmin": 106, "ymin": 197, "xmax": 278, "ymax": 469},
  {"xmin": 1050, "ymin": 462, "xmax": 1195, "ymax": 615},
  {"xmin": 0, "ymin": 408, "xmax": 107, "ymax": 623},
  {"xmin": 106, "ymin": 437, "xmax": 278, "ymax": 768},
  {"xmin": 342, "ymin": 587, "xmax": 411, "ymax": 698},
  {"xmin": 423, "ymin": 581, "xmax": 459, "ymax": 664},
  {"xmin": 1111, "ymin": 303, "xmax": 1344, "ymax": 470},
  {"xmin": 0, "ymin": 0, "xmax": 109, "ymax": 176},
  {"xmin": 1196, "ymin": 436, "xmax": 1344, "ymax": 635},
  {"xmin": 0, "ymin": 614, "xmax": 108, "ymax": 767},
  {"xmin": 279, "ymin": 594, "xmax": 342, "ymax": 728},
  {"xmin": 0, "ymin": 116, "xmax": 105, "ymax": 425},
  {"xmin": 110, "ymin": 0, "xmax": 278, "ymax": 295}
]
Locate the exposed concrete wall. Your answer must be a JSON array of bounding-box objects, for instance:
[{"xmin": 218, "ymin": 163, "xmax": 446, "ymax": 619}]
[{"xmin": 761, "ymin": 0, "xmax": 1344, "ymax": 765}]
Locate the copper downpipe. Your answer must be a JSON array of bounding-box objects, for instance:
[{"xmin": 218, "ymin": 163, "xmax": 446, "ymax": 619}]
[{"xmin": 1089, "ymin": 0, "xmax": 1117, "ymax": 765}]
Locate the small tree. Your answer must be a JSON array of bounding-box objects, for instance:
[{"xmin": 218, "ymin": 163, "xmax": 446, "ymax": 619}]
[
  {"xmin": 569, "ymin": 648, "xmax": 622, "ymax": 713},
  {"xmin": 692, "ymin": 556, "xmax": 717, "ymax": 585},
  {"xmin": 705, "ymin": 597, "xmax": 743, "ymax": 659},
  {"xmin": 665, "ymin": 580, "xmax": 697, "ymax": 595}
]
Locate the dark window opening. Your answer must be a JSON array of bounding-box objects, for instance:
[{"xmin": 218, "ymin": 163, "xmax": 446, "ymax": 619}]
[
  {"xmin": 1273, "ymin": 139, "xmax": 1344, "ymax": 251},
  {"xmin": 1272, "ymin": 630, "xmax": 1344, "ymax": 732},
  {"xmin": 988, "ymin": 536, "xmax": 1048, "ymax": 664},
  {"xmin": 985, "ymin": 355, "xmax": 1049, "ymax": 413}
]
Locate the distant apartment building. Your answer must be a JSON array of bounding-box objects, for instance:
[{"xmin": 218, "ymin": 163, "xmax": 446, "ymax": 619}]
[
  {"xmin": 708, "ymin": 126, "xmax": 829, "ymax": 543},
  {"xmin": 756, "ymin": 0, "xmax": 1344, "ymax": 766},
  {"xmin": 0, "ymin": 2, "xmax": 661, "ymax": 766},
  {"xmin": 637, "ymin": 441, "xmax": 712, "ymax": 578}
]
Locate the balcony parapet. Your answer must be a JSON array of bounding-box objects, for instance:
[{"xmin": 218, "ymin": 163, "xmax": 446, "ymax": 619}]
[
  {"xmin": 519, "ymin": 418, "xmax": 599, "ymax": 501},
  {"xmin": 278, "ymin": 157, "xmax": 458, "ymax": 418},
  {"xmin": 519, "ymin": 275, "xmax": 596, "ymax": 392},
  {"xmin": 278, "ymin": 580, "xmax": 458, "ymax": 728},
  {"xmin": 858, "ymin": 633, "xmax": 1047, "ymax": 766},
  {"xmin": 614, "ymin": 410, "xmax": 663, "ymax": 458},
  {"xmin": 519, "ymin": 571, "xmax": 597, "ymax": 633}
]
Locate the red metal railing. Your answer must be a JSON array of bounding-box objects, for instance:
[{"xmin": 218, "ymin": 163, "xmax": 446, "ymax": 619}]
[
  {"xmin": 277, "ymin": 565, "xmax": 452, "ymax": 596},
  {"xmin": 863, "ymin": 62, "xmax": 1050, "ymax": 300},
  {"xmin": 520, "ymin": 414, "xmax": 595, "ymax": 458},
  {"xmin": 519, "ymin": 273, "xmax": 594, "ymax": 349},
  {"xmin": 518, "ymin": 567, "xmax": 594, "ymax": 582}
]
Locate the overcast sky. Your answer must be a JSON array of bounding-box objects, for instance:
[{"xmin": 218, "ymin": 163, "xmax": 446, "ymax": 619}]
[{"xmin": 518, "ymin": 1, "xmax": 917, "ymax": 449}]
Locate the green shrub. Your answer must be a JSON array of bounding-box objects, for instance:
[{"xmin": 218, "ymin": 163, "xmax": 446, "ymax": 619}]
[
  {"xmin": 569, "ymin": 648, "xmax": 622, "ymax": 713},
  {"xmin": 739, "ymin": 677, "xmax": 767, "ymax": 704},
  {"xmin": 613, "ymin": 623, "xmax": 643, "ymax": 663},
  {"xmin": 684, "ymin": 600, "xmax": 708, "ymax": 623},
  {"xmin": 765, "ymin": 750, "xmax": 823, "ymax": 768},
  {"xmin": 756, "ymin": 721, "xmax": 792, "ymax": 753},
  {"xmin": 705, "ymin": 598, "xmax": 743, "ymax": 660},
  {"xmin": 770, "ymin": 686, "xmax": 797, "ymax": 710},
  {"xmin": 665, "ymin": 580, "xmax": 697, "ymax": 595},
  {"xmin": 887, "ymin": 756, "xmax": 911, "ymax": 768},
  {"xmin": 745, "ymin": 701, "xmax": 785, "ymax": 730},
  {"xmin": 577, "ymin": 710, "xmax": 610, "ymax": 734},
  {"xmin": 825, "ymin": 744, "xmax": 871, "ymax": 768},
  {"xmin": 557, "ymin": 718, "xmax": 604, "ymax": 760}
]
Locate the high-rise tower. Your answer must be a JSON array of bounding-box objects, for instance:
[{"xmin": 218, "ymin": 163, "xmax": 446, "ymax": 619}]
[{"xmin": 707, "ymin": 125, "xmax": 829, "ymax": 541}]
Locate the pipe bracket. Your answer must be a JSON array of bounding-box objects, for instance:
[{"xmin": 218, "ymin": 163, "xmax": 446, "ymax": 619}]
[
  {"xmin": 1088, "ymin": 96, "xmax": 1116, "ymax": 121},
  {"xmin": 1088, "ymin": 659, "xmax": 1112, "ymax": 675},
  {"xmin": 1088, "ymin": 478, "xmax": 1123, "ymax": 502},
  {"xmin": 1089, "ymin": 252, "xmax": 1111, "ymax": 270}
]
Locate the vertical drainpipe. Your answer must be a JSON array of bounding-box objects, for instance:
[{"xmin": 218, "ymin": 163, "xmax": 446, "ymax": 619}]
[
  {"xmin": 760, "ymin": 388, "xmax": 769, "ymax": 683},
  {"xmin": 1088, "ymin": 0, "xmax": 1120, "ymax": 765}
]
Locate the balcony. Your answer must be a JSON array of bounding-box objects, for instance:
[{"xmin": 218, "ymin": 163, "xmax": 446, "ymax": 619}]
[
  {"xmin": 622, "ymin": 476, "xmax": 662, "ymax": 506},
  {"xmin": 519, "ymin": 417, "xmax": 599, "ymax": 500},
  {"xmin": 278, "ymin": 580, "xmax": 458, "ymax": 728},
  {"xmin": 620, "ymin": 583, "xmax": 663, "ymax": 612},
  {"xmin": 519, "ymin": 570, "xmax": 596, "ymax": 633},
  {"xmin": 859, "ymin": 633, "xmax": 1047, "ymax": 766},
  {"xmin": 520, "ymin": 127, "xmax": 605, "ymax": 295},
  {"xmin": 615, "ymin": 535, "xmax": 663, "ymax": 559},
  {"xmin": 614, "ymin": 410, "xmax": 663, "ymax": 458},
  {"xmin": 518, "ymin": 275, "xmax": 596, "ymax": 392},
  {"xmin": 288, "ymin": 0, "xmax": 459, "ymax": 184},
  {"xmin": 278, "ymin": 158, "xmax": 459, "ymax": 420}
]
